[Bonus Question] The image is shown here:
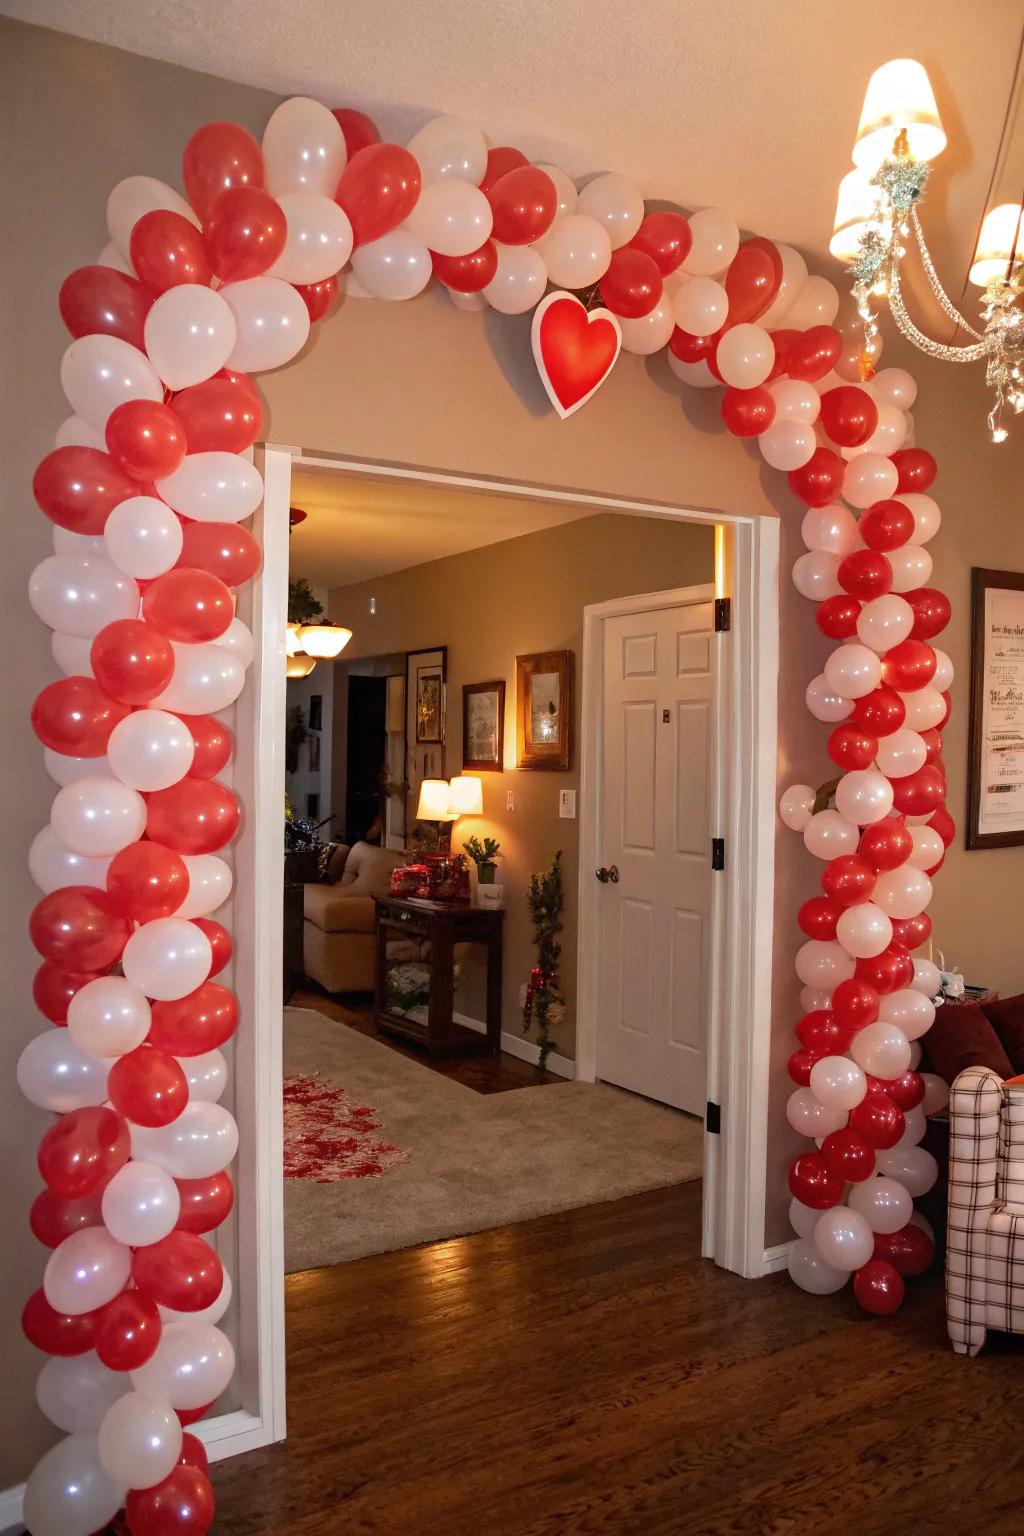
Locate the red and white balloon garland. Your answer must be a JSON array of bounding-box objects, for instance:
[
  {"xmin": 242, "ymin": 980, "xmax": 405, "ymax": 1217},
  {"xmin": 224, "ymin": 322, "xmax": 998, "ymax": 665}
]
[{"xmin": 19, "ymin": 94, "xmax": 948, "ymax": 1531}]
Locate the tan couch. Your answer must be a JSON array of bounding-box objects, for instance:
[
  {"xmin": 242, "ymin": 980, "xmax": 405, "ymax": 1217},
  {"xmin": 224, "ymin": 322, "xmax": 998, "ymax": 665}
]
[{"xmin": 303, "ymin": 841, "xmax": 406, "ymax": 994}]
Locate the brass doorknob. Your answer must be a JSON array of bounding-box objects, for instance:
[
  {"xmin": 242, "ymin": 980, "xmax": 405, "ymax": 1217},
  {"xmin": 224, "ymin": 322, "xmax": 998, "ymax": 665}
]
[{"xmin": 595, "ymin": 865, "xmax": 620, "ymax": 883}]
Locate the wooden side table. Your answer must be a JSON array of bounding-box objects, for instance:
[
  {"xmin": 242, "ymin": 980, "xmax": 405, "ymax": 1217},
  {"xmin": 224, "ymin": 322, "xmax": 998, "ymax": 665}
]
[{"xmin": 374, "ymin": 897, "xmax": 504, "ymax": 1057}]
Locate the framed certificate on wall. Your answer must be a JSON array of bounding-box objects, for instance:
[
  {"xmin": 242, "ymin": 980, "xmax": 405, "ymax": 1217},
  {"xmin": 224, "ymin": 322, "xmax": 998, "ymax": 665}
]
[{"xmin": 968, "ymin": 568, "xmax": 1024, "ymax": 848}]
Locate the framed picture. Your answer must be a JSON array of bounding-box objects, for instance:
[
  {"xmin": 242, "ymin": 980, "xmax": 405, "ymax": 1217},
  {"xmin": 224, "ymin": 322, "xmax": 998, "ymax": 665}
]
[
  {"xmin": 516, "ymin": 650, "xmax": 573, "ymax": 771},
  {"xmin": 405, "ymin": 648, "xmax": 447, "ymax": 837},
  {"xmin": 308, "ymin": 733, "xmax": 321, "ymax": 773},
  {"xmin": 968, "ymin": 567, "xmax": 1024, "ymax": 849},
  {"xmin": 463, "ymin": 680, "xmax": 505, "ymax": 771},
  {"xmin": 308, "ymin": 695, "xmax": 322, "ymax": 732}
]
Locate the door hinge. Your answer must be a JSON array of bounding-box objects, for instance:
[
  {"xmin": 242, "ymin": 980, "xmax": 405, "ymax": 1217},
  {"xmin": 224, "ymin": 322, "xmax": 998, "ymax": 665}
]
[
  {"xmin": 711, "ymin": 837, "xmax": 725, "ymax": 870},
  {"xmin": 714, "ymin": 596, "xmax": 731, "ymax": 633},
  {"xmin": 706, "ymin": 1101, "xmax": 721, "ymax": 1134}
]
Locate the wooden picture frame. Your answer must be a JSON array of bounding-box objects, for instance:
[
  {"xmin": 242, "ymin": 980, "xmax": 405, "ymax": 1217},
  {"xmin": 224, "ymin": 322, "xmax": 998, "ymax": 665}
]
[
  {"xmin": 516, "ymin": 650, "xmax": 573, "ymax": 771},
  {"xmin": 462, "ymin": 680, "xmax": 505, "ymax": 771},
  {"xmin": 404, "ymin": 647, "xmax": 447, "ymax": 838},
  {"xmin": 308, "ymin": 694, "xmax": 322, "ymax": 732},
  {"xmin": 967, "ymin": 567, "xmax": 1024, "ymax": 849}
]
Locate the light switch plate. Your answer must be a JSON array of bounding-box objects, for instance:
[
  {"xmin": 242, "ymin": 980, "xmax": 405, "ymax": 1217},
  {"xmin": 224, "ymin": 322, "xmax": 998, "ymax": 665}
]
[
  {"xmin": 559, "ymin": 789, "xmax": 576, "ymax": 819},
  {"xmin": 506, "ymin": 790, "xmax": 515, "ymax": 811}
]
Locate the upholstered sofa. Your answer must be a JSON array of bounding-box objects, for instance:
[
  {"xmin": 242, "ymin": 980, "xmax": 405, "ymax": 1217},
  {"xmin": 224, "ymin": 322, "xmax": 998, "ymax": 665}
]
[{"xmin": 303, "ymin": 841, "xmax": 406, "ymax": 994}]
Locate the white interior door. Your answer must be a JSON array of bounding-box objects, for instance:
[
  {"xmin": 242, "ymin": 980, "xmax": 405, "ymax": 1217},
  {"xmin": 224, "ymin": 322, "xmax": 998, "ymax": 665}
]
[{"xmin": 595, "ymin": 597, "xmax": 716, "ymax": 1115}]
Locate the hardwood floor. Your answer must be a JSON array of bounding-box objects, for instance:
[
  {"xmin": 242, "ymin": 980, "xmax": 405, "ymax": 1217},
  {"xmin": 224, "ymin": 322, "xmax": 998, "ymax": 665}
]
[
  {"xmin": 211, "ymin": 1182, "xmax": 1024, "ymax": 1535},
  {"xmin": 288, "ymin": 983, "xmax": 560, "ymax": 1094}
]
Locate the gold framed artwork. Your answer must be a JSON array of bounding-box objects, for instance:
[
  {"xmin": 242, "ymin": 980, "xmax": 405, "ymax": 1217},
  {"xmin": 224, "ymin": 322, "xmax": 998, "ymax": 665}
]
[
  {"xmin": 516, "ymin": 650, "xmax": 573, "ymax": 771},
  {"xmin": 404, "ymin": 647, "xmax": 447, "ymax": 838},
  {"xmin": 462, "ymin": 680, "xmax": 505, "ymax": 771}
]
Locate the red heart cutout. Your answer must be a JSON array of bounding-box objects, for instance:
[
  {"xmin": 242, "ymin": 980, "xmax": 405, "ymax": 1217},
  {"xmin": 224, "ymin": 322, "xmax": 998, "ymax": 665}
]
[{"xmin": 531, "ymin": 292, "xmax": 621, "ymax": 418}]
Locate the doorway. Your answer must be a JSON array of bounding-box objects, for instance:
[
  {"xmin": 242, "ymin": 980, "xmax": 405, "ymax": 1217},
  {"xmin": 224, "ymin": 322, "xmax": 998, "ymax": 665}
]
[{"xmin": 345, "ymin": 675, "xmax": 387, "ymax": 843}]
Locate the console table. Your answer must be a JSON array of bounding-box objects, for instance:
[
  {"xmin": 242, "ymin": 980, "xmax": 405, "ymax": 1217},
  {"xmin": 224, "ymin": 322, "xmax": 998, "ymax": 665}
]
[{"xmin": 373, "ymin": 897, "xmax": 504, "ymax": 1057}]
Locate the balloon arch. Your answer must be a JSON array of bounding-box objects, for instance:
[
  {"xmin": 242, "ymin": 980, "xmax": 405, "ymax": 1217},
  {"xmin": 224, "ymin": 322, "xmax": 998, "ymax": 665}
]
[{"xmin": 20, "ymin": 97, "xmax": 952, "ymax": 1532}]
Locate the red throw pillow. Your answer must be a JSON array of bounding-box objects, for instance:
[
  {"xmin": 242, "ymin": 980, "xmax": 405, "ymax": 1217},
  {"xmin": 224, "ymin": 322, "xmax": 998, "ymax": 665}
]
[
  {"xmin": 922, "ymin": 1000, "xmax": 1014, "ymax": 1086},
  {"xmin": 981, "ymin": 994, "xmax": 1024, "ymax": 1076}
]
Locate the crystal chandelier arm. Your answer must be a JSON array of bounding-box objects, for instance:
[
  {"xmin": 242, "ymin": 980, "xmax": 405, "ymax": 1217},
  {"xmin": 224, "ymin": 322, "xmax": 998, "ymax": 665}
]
[
  {"xmin": 909, "ymin": 208, "xmax": 986, "ymax": 339},
  {"xmin": 888, "ymin": 260, "xmax": 993, "ymax": 361}
]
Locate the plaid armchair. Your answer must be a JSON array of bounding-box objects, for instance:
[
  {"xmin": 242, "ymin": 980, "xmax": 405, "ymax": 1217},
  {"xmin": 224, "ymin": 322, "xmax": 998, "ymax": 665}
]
[{"xmin": 946, "ymin": 1066, "xmax": 1024, "ymax": 1355}]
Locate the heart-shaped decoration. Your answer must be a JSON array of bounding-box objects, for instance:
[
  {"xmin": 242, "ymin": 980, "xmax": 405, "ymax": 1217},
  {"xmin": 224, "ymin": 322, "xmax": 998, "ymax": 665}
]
[{"xmin": 531, "ymin": 291, "xmax": 622, "ymax": 419}]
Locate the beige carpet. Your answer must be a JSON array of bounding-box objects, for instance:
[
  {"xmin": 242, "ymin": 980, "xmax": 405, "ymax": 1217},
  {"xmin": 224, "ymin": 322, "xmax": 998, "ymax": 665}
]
[{"xmin": 283, "ymin": 1006, "xmax": 703, "ymax": 1272}]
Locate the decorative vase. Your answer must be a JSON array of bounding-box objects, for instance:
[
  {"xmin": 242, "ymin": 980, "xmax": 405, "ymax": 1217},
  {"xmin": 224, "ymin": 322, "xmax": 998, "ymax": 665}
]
[
  {"xmin": 476, "ymin": 883, "xmax": 504, "ymax": 910},
  {"xmin": 478, "ymin": 862, "xmax": 498, "ymax": 885}
]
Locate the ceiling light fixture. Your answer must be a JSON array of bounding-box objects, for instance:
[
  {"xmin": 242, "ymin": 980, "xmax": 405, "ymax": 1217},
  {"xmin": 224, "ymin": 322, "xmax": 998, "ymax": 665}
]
[{"xmin": 296, "ymin": 621, "xmax": 353, "ymax": 659}]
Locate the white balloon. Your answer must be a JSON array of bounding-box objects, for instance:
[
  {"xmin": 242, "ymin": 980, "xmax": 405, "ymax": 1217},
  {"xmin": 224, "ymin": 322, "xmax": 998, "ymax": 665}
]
[
  {"xmin": 842, "ymin": 452, "xmax": 899, "ymax": 508},
  {"xmin": 130, "ymin": 1101, "xmax": 238, "ymax": 1178},
  {"xmin": 836, "ymin": 901, "xmax": 892, "ymax": 959},
  {"xmin": 802, "ymin": 503, "xmax": 858, "ymax": 556},
  {"xmin": 29, "ymin": 824, "xmax": 110, "ymax": 892},
  {"xmin": 759, "ymin": 244, "xmax": 809, "ymax": 327},
  {"xmin": 851, "ymin": 1021, "xmax": 912, "ymax": 1079},
  {"xmin": 824, "ymin": 644, "xmax": 881, "ymax": 701},
  {"xmin": 447, "ymin": 288, "xmax": 487, "ymax": 312},
  {"xmin": 122, "ymin": 918, "xmax": 212, "ymax": 1001},
  {"xmin": 22, "ymin": 1432, "xmax": 125, "ymax": 1536},
  {"xmin": 44, "ymin": 1227, "xmax": 131, "ymax": 1315},
  {"xmin": 144, "ymin": 285, "xmax": 236, "ymax": 392},
  {"xmin": 482, "ymin": 243, "xmax": 547, "ymax": 314},
  {"xmin": 899, "ymin": 491, "xmax": 941, "ymax": 545},
  {"xmin": 51, "ymin": 776, "xmax": 146, "ymax": 857},
  {"xmin": 107, "ymin": 708, "xmax": 194, "ymax": 792},
  {"xmin": 212, "ymin": 615, "xmax": 255, "ymax": 669},
  {"xmin": 177, "ymin": 1048, "xmax": 228, "ymax": 1103},
  {"xmin": 761, "ymin": 420, "xmax": 816, "ymax": 471},
  {"xmin": 262, "ymin": 96, "xmax": 347, "ymax": 196},
  {"xmin": 911, "ymin": 958, "xmax": 942, "ymax": 998},
  {"xmin": 878, "ymin": 987, "xmax": 936, "ymax": 1041},
  {"xmin": 872, "ymin": 864, "xmax": 932, "ymax": 918},
  {"xmin": 156, "ymin": 451, "xmax": 262, "ymax": 524},
  {"xmin": 159, "ymin": 1266, "xmax": 233, "ymax": 1327},
  {"xmin": 220, "ymin": 276, "xmax": 311, "ymax": 371},
  {"xmin": 45, "ymin": 748, "xmax": 110, "ymax": 787},
  {"xmin": 534, "ymin": 163, "xmax": 577, "ymax": 220},
  {"xmin": 800, "ymin": 986, "xmax": 834, "ymax": 1012},
  {"xmin": 149, "ymin": 640, "xmax": 245, "ymax": 714},
  {"xmin": 407, "ymin": 114, "xmax": 487, "ymax": 184},
  {"xmin": 97, "ymin": 239, "xmax": 135, "ymax": 274},
  {"xmin": 789, "ymin": 1195, "xmax": 825, "ymax": 1239},
  {"xmin": 103, "ymin": 496, "xmax": 183, "ymax": 579},
  {"xmin": 835, "ymin": 768, "xmax": 893, "ymax": 825},
  {"xmin": 666, "ymin": 352, "xmax": 719, "ymax": 389},
  {"xmin": 768, "ymin": 377, "xmax": 820, "ymax": 423},
  {"xmin": 896, "ymin": 1103, "xmax": 928, "ymax": 1147},
  {"xmin": 796, "ymin": 941, "xmax": 856, "ymax": 990},
  {"xmin": 803, "ymin": 808, "xmax": 860, "ymax": 859},
  {"xmin": 107, "ymin": 175, "xmax": 198, "ymax": 261},
  {"xmin": 888, "ymin": 544, "xmax": 933, "ymax": 593},
  {"xmin": 406, "ymin": 179, "xmax": 492, "ymax": 257},
  {"xmin": 36, "ymin": 1354, "xmax": 127, "ymax": 1434},
  {"xmin": 931, "ymin": 647, "xmax": 954, "ymax": 692},
  {"xmin": 267, "ymin": 192, "xmax": 353, "ymax": 281},
  {"xmin": 779, "ymin": 784, "xmax": 815, "ymax": 831},
  {"xmin": 907, "ymin": 823, "xmax": 944, "ymax": 870},
  {"xmin": 876, "ymin": 1144, "xmax": 938, "ymax": 1197},
  {"xmin": 350, "ymin": 228, "xmax": 433, "ymax": 301},
  {"xmin": 843, "ymin": 401, "xmax": 907, "ymax": 459},
  {"xmin": 875, "ymin": 727, "xmax": 927, "ymax": 779},
  {"xmin": 682, "ymin": 208, "xmax": 739, "ymax": 276},
  {"xmin": 53, "ymin": 526, "xmax": 106, "ymax": 556},
  {"xmin": 537, "ymin": 213, "xmax": 611, "ymax": 288},
  {"xmin": 67, "ymin": 976, "xmax": 151, "ymax": 1058},
  {"xmin": 856, "ymin": 594, "xmax": 914, "ymax": 654},
  {"xmin": 848, "ymin": 1175, "xmax": 913, "ymax": 1233},
  {"xmin": 786, "ymin": 1087, "xmax": 848, "ymax": 1139},
  {"xmin": 98, "ymin": 1392, "xmax": 182, "ymax": 1490},
  {"xmin": 55, "ymin": 414, "xmax": 106, "ymax": 450},
  {"xmin": 870, "ymin": 367, "xmax": 917, "ymax": 411},
  {"xmin": 783, "ymin": 274, "xmax": 839, "ymax": 328},
  {"xmin": 715, "ymin": 324, "xmax": 773, "ymax": 389},
  {"xmin": 576, "ymin": 173, "xmax": 644, "ymax": 249},
  {"xmin": 809, "ymin": 1053, "xmax": 866, "ymax": 1110},
  {"xmin": 61, "ymin": 335, "xmax": 163, "ymax": 433},
  {"xmin": 176, "ymin": 854, "xmax": 233, "ymax": 918},
  {"xmin": 672, "ymin": 276, "xmax": 728, "ymax": 335},
  {"xmin": 101, "ymin": 1160, "xmax": 181, "ymax": 1247},
  {"xmin": 813, "ymin": 1206, "xmax": 875, "ymax": 1271},
  {"xmin": 618, "ymin": 294, "xmax": 675, "ymax": 356},
  {"xmin": 17, "ymin": 1029, "xmax": 111, "ymax": 1112},
  {"xmin": 792, "ymin": 552, "xmax": 841, "ymax": 602},
  {"xmin": 921, "ymin": 1071, "xmax": 950, "ymax": 1115},
  {"xmin": 788, "ymin": 1237, "xmax": 849, "ymax": 1294},
  {"xmin": 899, "ymin": 685, "xmax": 945, "ymax": 731},
  {"xmin": 29, "ymin": 553, "xmax": 140, "ymax": 637},
  {"xmin": 51, "ymin": 630, "xmax": 94, "ymax": 677},
  {"xmin": 131, "ymin": 1320, "xmax": 235, "ymax": 1410}
]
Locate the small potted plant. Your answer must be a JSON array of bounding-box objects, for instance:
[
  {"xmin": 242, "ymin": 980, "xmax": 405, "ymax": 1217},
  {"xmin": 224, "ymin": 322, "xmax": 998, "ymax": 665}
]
[{"xmin": 462, "ymin": 835, "xmax": 504, "ymax": 908}]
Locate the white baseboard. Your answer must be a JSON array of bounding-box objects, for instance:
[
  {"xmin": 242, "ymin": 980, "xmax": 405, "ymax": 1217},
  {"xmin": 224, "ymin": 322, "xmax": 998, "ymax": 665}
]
[
  {"xmin": 761, "ymin": 1241, "xmax": 794, "ymax": 1275},
  {"xmin": 452, "ymin": 1012, "xmax": 575, "ymax": 1080},
  {"xmin": 0, "ymin": 1481, "xmax": 24, "ymax": 1533}
]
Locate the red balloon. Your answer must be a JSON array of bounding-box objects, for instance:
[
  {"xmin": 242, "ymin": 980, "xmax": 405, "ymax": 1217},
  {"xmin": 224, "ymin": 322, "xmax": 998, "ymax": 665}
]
[
  {"xmin": 91, "ymin": 619, "xmax": 175, "ymax": 705},
  {"xmin": 838, "ymin": 549, "xmax": 893, "ymax": 598},
  {"xmin": 108, "ymin": 1046, "xmax": 189, "ymax": 1128},
  {"xmin": 795, "ymin": 1009, "xmax": 851, "ymax": 1053},
  {"xmin": 858, "ymin": 818, "xmax": 912, "ymax": 871},
  {"xmin": 335, "ymin": 143, "xmax": 421, "ymax": 247},
  {"xmin": 331, "ymin": 107, "xmax": 381, "ymax": 159},
  {"xmin": 828, "ymin": 723, "xmax": 878, "ymax": 772},
  {"xmin": 889, "ymin": 764, "xmax": 945, "ymax": 817},
  {"xmin": 890, "ymin": 447, "xmax": 937, "ymax": 493},
  {"xmin": 125, "ymin": 1465, "xmax": 215, "ymax": 1536},
  {"xmin": 928, "ymin": 805, "xmax": 956, "ymax": 848},
  {"xmin": 783, "ymin": 325, "xmax": 842, "ymax": 383},
  {"xmin": 668, "ymin": 327, "xmax": 716, "ymax": 363},
  {"xmin": 890, "ymin": 911, "xmax": 932, "ymax": 950},
  {"xmin": 788, "ymin": 1152, "xmax": 844, "ymax": 1209},
  {"xmin": 939, "ymin": 690, "xmax": 953, "ymax": 729},
  {"xmin": 94, "ymin": 1289, "xmax": 162, "ymax": 1371},
  {"xmin": 147, "ymin": 779, "xmax": 241, "ymax": 854},
  {"xmin": 149, "ymin": 982, "xmax": 239, "ymax": 1055},
  {"xmin": 628, "ymin": 211, "xmax": 692, "ymax": 276},
  {"xmin": 107, "ymin": 842, "xmax": 190, "ymax": 922},
  {"xmin": 721, "ymin": 386, "xmax": 775, "ymax": 438},
  {"xmin": 32, "ymin": 676, "xmax": 131, "ymax": 756},
  {"xmin": 851, "ymin": 684, "xmax": 906, "ymax": 739},
  {"xmin": 919, "ymin": 728, "xmax": 942, "ymax": 765},
  {"xmin": 881, "ymin": 638, "xmax": 936, "ymax": 693},
  {"xmin": 431, "ymin": 242, "xmax": 498, "ymax": 294},
  {"xmin": 132, "ymin": 1231, "xmax": 224, "ymax": 1312},
  {"xmin": 33, "ymin": 446, "xmax": 139, "ymax": 535},
  {"xmin": 874, "ymin": 1068, "xmax": 926, "ymax": 1111},
  {"xmin": 788, "ymin": 1046, "xmax": 828, "ymax": 1086},
  {"xmin": 788, "ymin": 447, "xmax": 845, "ymax": 508},
  {"xmin": 817, "ymin": 594, "xmax": 861, "ymax": 640},
  {"xmin": 831, "ymin": 977, "xmax": 880, "ymax": 1030},
  {"xmin": 856, "ymin": 942, "xmax": 914, "ymax": 995},
  {"xmin": 59, "ymin": 265, "xmax": 152, "ymax": 349},
  {"xmin": 723, "ymin": 238, "xmax": 782, "ymax": 325},
  {"xmin": 903, "ymin": 586, "xmax": 951, "ymax": 640},
  {"xmin": 293, "ymin": 276, "xmax": 338, "ymax": 321},
  {"xmin": 478, "ymin": 145, "xmax": 529, "ymax": 195},
  {"xmin": 858, "ymin": 499, "xmax": 914, "ymax": 553},
  {"xmin": 191, "ymin": 919, "xmax": 232, "ymax": 978},
  {"xmin": 766, "ymin": 328, "xmax": 798, "ymax": 380},
  {"xmin": 175, "ymin": 714, "xmax": 233, "ymax": 780},
  {"xmin": 176, "ymin": 1401, "xmax": 216, "ymax": 1428},
  {"xmin": 131, "ymin": 211, "xmax": 212, "ymax": 294},
  {"xmin": 176, "ymin": 520, "xmax": 261, "ymax": 586},
  {"xmin": 848, "ymin": 1090, "xmax": 905, "ymax": 1149},
  {"xmin": 487, "ymin": 166, "xmax": 557, "ymax": 246},
  {"xmin": 171, "ymin": 377, "xmax": 264, "ymax": 454},
  {"xmin": 182, "ymin": 120, "xmax": 264, "ymax": 223},
  {"xmin": 175, "ymin": 1172, "xmax": 234, "ymax": 1234},
  {"xmin": 142, "ymin": 568, "xmax": 234, "ymax": 642},
  {"xmin": 30, "ymin": 886, "xmax": 132, "ymax": 970},
  {"xmin": 33, "ymin": 961, "xmax": 103, "ymax": 1024},
  {"xmin": 821, "ymin": 1128, "xmax": 875, "ymax": 1182},
  {"xmin": 797, "ymin": 897, "xmax": 841, "ymax": 940},
  {"xmin": 203, "ymin": 186, "xmax": 287, "ymax": 282},
  {"xmin": 853, "ymin": 1257, "xmax": 905, "ymax": 1315},
  {"xmin": 22, "ymin": 1288, "xmax": 98, "ymax": 1356},
  {"xmin": 178, "ymin": 1434, "xmax": 210, "ymax": 1477},
  {"xmin": 819, "ymin": 386, "xmax": 878, "ymax": 448},
  {"xmin": 599, "ymin": 248, "xmax": 663, "ymax": 319},
  {"xmin": 105, "ymin": 400, "xmax": 187, "ymax": 481},
  {"xmin": 38, "ymin": 1105, "xmax": 130, "ymax": 1198},
  {"xmin": 821, "ymin": 854, "xmax": 876, "ymax": 906},
  {"xmin": 29, "ymin": 1188, "xmax": 103, "ymax": 1248},
  {"xmin": 874, "ymin": 1223, "xmax": 934, "ymax": 1277}
]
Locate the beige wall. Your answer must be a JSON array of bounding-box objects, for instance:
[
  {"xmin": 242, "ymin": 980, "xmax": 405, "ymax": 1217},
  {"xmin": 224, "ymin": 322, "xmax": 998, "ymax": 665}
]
[
  {"xmin": 4, "ymin": 13, "xmax": 1024, "ymax": 1486},
  {"xmin": 325, "ymin": 512, "xmax": 714, "ymax": 1059}
]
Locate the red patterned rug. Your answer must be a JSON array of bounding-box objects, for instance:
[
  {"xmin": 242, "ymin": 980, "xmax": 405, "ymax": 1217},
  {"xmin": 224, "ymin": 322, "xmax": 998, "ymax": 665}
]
[{"xmin": 283, "ymin": 1072, "xmax": 408, "ymax": 1182}]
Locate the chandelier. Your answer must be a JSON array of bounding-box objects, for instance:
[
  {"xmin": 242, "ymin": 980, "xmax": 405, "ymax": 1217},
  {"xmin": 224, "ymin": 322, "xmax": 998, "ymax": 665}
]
[{"xmin": 831, "ymin": 58, "xmax": 1024, "ymax": 442}]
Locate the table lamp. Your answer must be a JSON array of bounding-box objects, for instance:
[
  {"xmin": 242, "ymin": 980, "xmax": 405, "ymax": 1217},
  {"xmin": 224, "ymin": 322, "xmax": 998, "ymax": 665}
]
[{"xmin": 415, "ymin": 776, "xmax": 482, "ymax": 854}]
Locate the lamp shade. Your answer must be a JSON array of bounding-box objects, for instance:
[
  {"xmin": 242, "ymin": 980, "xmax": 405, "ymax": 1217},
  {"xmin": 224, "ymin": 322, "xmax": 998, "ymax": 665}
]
[
  {"xmin": 297, "ymin": 622, "xmax": 352, "ymax": 659},
  {"xmin": 448, "ymin": 775, "xmax": 483, "ymax": 816},
  {"xmin": 830, "ymin": 169, "xmax": 879, "ymax": 262},
  {"xmin": 969, "ymin": 203, "xmax": 1024, "ymax": 286},
  {"xmin": 853, "ymin": 59, "xmax": 946, "ymax": 172},
  {"xmin": 286, "ymin": 653, "xmax": 317, "ymax": 679},
  {"xmin": 417, "ymin": 778, "xmax": 456, "ymax": 821}
]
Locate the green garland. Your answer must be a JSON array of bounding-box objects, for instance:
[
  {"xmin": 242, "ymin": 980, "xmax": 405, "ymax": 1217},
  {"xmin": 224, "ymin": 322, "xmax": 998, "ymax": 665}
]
[{"xmin": 523, "ymin": 850, "xmax": 566, "ymax": 1072}]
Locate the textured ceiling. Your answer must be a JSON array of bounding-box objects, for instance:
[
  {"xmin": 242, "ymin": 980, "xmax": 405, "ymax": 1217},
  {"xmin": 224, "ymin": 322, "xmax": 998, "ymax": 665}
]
[{"xmin": 5, "ymin": 0, "xmax": 1023, "ymax": 310}]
